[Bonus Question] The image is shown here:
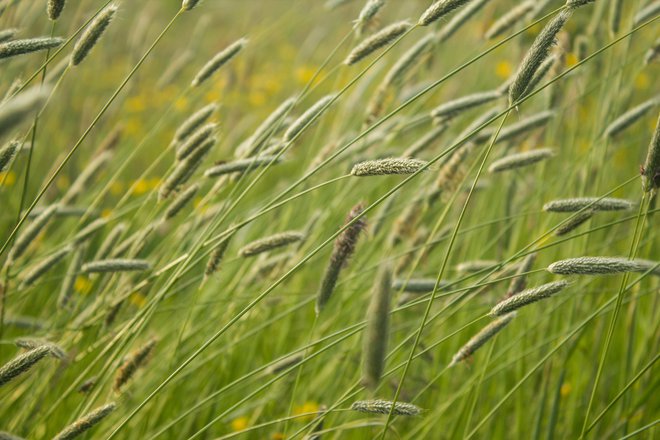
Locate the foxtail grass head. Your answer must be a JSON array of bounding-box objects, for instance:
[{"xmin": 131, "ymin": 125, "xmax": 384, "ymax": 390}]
[
  {"xmin": 82, "ymin": 258, "xmax": 151, "ymax": 273},
  {"xmin": 238, "ymin": 231, "xmax": 304, "ymax": 257},
  {"xmin": 316, "ymin": 203, "xmax": 367, "ymax": 314},
  {"xmin": 0, "ymin": 140, "xmax": 19, "ymax": 171},
  {"xmin": 182, "ymin": 0, "xmax": 201, "ymax": 10},
  {"xmin": 642, "ymin": 113, "xmax": 660, "ymax": 192},
  {"xmin": 345, "ymin": 20, "xmax": 410, "ymax": 65},
  {"xmin": 351, "ymin": 399, "xmax": 422, "ymax": 416},
  {"xmin": 419, "ymin": 0, "xmax": 472, "ymax": 26},
  {"xmin": 52, "ymin": 403, "xmax": 117, "ymax": 440},
  {"xmin": 490, "ymin": 280, "xmax": 569, "ymax": 316},
  {"xmin": 47, "ymin": 0, "xmax": 65, "ymax": 20},
  {"xmin": 362, "ymin": 265, "xmax": 392, "ymax": 390},
  {"xmin": 547, "ymin": 257, "xmax": 660, "ymax": 276},
  {"xmin": 351, "ymin": 157, "xmax": 427, "ymax": 176},
  {"xmin": 0, "ymin": 37, "xmax": 64, "ymax": 60},
  {"xmin": 283, "ymin": 94, "xmax": 335, "ymax": 143},
  {"xmin": 543, "ymin": 197, "xmax": 633, "ymax": 212},
  {"xmin": 114, "ymin": 338, "xmax": 157, "ymax": 392},
  {"xmin": 566, "ymin": 0, "xmax": 595, "ymax": 8},
  {"xmin": 0, "ymin": 345, "xmax": 59, "ymax": 386},
  {"xmin": 449, "ymin": 313, "xmax": 516, "ymax": 367},
  {"xmin": 354, "ymin": 0, "xmax": 385, "ymax": 35},
  {"xmin": 191, "ymin": 38, "xmax": 247, "ymax": 87},
  {"xmin": 508, "ymin": 8, "xmax": 572, "ymax": 106},
  {"xmin": 488, "ymin": 148, "xmax": 554, "ymax": 173},
  {"xmin": 70, "ymin": 4, "xmax": 118, "ymax": 66}
]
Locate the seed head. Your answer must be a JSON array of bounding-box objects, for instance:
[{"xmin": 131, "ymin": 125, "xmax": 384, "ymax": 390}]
[
  {"xmin": 547, "ymin": 257, "xmax": 660, "ymax": 276},
  {"xmin": 204, "ymin": 155, "xmax": 281, "ymax": 178},
  {"xmin": 52, "ymin": 403, "xmax": 117, "ymax": 440},
  {"xmin": 0, "ymin": 37, "xmax": 64, "ymax": 60},
  {"xmin": 543, "ymin": 197, "xmax": 633, "ymax": 212},
  {"xmin": 431, "ymin": 90, "xmax": 501, "ymax": 123},
  {"xmin": 490, "ymin": 280, "xmax": 569, "ymax": 316},
  {"xmin": 70, "ymin": 4, "xmax": 118, "ymax": 66},
  {"xmin": 0, "ymin": 86, "xmax": 51, "ymax": 139},
  {"xmin": 419, "ymin": 0, "xmax": 473, "ymax": 26},
  {"xmin": 566, "ymin": 0, "xmax": 595, "ymax": 9},
  {"xmin": 8, "ymin": 204, "xmax": 58, "ymax": 264},
  {"xmin": 114, "ymin": 338, "xmax": 157, "ymax": 392},
  {"xmin": 159, "ymin": 137, "xmax": 215, "ymax": 200},
  {"xmin": 0, "ymin": 140, "xmax": 19, "ymax": 171},
  {"xmin": 205, "ymin": 232, "xmax": 234, "ymax": 277},
  {"xmin": 238, "ymin": 231, "xmax": 304, "ymax": 257},
  {"xmin": 266, "ymin": 353, "xmax": 304, "ymax": 375},
  {"xmin": 449, "ymin": 313, "xmax": 516, "ymax": 367},
  {"xmin": 634, "ymin": 1, "xmax": 660, "ymax": 27},
  {"xmin": 191, "ymin": 38, "xmax": 247, "ymax": 87},
  {"xmin": 82, "ymin": 258, "xmax": 151, "ymax": 273},
  {"xmin": 350, "ymin": 399, "xmax": 422, "ymax": 416},
  {"xmin": 642, "ymin": 113, "xmax": 660, "ymax": 192},
  {"xmin": 351, "ymin": 157, "xmax": 427, "ymax": 176},
  {"xmin": 345, "ymin": 21, "xmax": 410, "ymax": 65},
  {"xmin": 0, "ymin": 28, "xmax": 19, "ymax": 43},
  {"xmin": 362, "ymin": 266, "xmax": 392, "ymax": 389},
  {"xmin": 508, "ymin": 9, "xmax": 572, "ymax": 106},
  {"xmin": 354, "ymin": 0, "xmax": 385, "ymax": 35},
  {"xmin": 182, "ymin": 0, "xmax": 201, "ymax": 10},
  {"xmin": 488, "ymin": 148, "xmax": 554, "ymax": 173},
  {"xmin": 19, "ymin": 246, "xmax": 72, "ymax": 288},
  {"xmin": 392, "ymin": 278, "xmax": 449, "ymax": 294},
  {"xmin": 504, "ymin": 253, "xmax": 537, "ymax": 298},
  {"xmin": 554, "ymin": 209, "xmax": 594, "ymax": 236},
  {"xmin": 172, "ymin": 103, "xmax": 218, "ymax": 146},
  {"xmin": 485, "ymin": 1, "xmax": 535, "ymax": 40},
  {"xmin": 283, "ymin": 94, "xmax": 335, "ymax": 143},
  {"xmin": 175, "ymin": 122, "xmax": 217, "ymax": 161},
  {"xmin": 236, "ymin": 97, "xmax": 295, "ymax": 158},
  {"xmin": 0, "ymin": 345, "xmax": 55, "ymax": 386},
  {"xmin": 47, "ymin": 0, "xmax": 66, "ymax": 20},
  {"xmin": 316, "ymin": 203, "xmax": 367, "ymax": 314},
  {"xmin": 605, "ymin": 98, "xmax": 658, "ymax": 138}
]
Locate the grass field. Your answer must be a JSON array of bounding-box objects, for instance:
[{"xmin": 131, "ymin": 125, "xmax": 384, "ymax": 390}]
[{"xmin": 0, "ymin": 0, "xmax": 659, "ymax": 438}]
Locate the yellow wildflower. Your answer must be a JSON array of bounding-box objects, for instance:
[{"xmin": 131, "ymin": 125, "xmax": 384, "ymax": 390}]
[
  {"xmin": 634, "ymin": 72, "xmax": 649, "ymax": 90},
  {"xmin": 131, "ymin": 179, "xmax": 149, "ymax": 196},
  {"xmin": 0, "ymin": 171, "xmax": 17, "ymax": 186},
  {"xmin": 129, "ymin": 292, "xmax": 147, "ymax": 308},
  {"xmin": 230, "ymin": 416, "xmax": 249, "ymax": 432},
  {"xmin": 495, "ymin": 61, "xmax": 512, "ymax": 79},
  {"xmin": 293, "ymin": 401, "xmax": 319, "ymax": 420},
  {"xmin": 74, "ymin": 276, "xmax": 92, "ymax": 295}
]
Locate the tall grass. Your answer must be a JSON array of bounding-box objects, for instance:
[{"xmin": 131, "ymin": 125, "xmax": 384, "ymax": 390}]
[{"xmin": 0, "ymin": 1, "xmax": 658, "ymax": 439}]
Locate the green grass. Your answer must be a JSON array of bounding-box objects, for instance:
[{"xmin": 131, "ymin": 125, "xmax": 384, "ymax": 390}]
[{"xmin": 0, "ymin": 0, "xmax": 658, "ymax": 439}]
